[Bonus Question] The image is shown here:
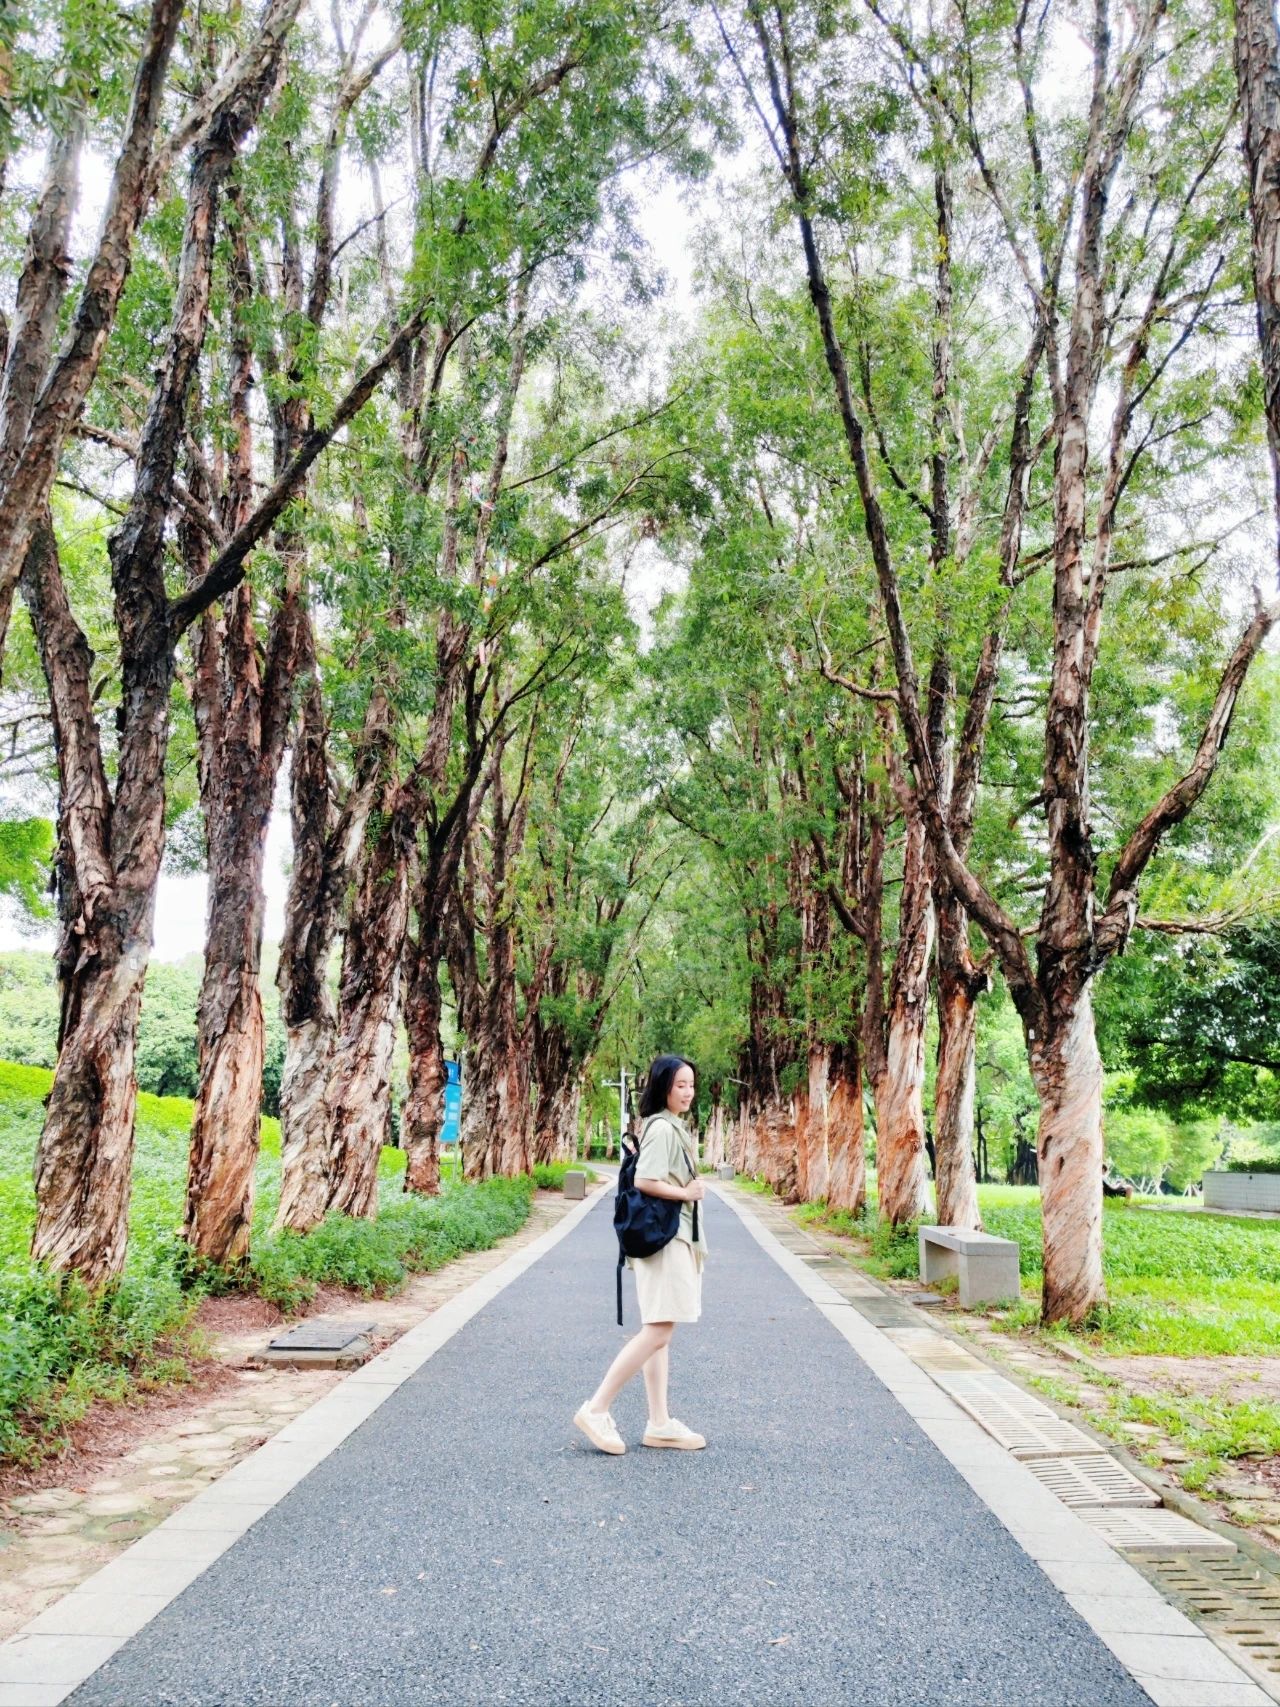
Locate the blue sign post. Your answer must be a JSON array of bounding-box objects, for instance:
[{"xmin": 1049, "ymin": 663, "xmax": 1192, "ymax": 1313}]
[{"xmin": 441, "ymin": 1058, "xmax": 462, "ymax": 1149}]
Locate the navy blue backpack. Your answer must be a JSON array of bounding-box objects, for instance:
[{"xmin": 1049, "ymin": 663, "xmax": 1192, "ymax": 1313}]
[{"xmin": 613, "ymin": 1117, "xmax": 700, "ymax": 1325}]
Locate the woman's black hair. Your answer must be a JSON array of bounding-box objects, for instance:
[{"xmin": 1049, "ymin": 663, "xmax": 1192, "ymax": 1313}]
[{"xmin": 639, "ymin": 1054, "xmax": 696, "ymax": 1119}]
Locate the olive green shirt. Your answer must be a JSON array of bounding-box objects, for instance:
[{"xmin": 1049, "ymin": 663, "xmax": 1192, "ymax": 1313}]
[{"xmin": 635, "ymin": 1113, "xmax": 707, "ymax": 1260}]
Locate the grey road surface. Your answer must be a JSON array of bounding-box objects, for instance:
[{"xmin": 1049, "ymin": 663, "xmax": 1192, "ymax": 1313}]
[{"xmin": 68, "ymin": 1189, "xmax": 1152, "ymax": 1707}]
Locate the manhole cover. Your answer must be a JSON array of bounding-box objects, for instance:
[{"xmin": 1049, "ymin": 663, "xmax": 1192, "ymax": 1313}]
[
  {"xmin": 1025, "ymin": 1454, "xmax": 1159, "ymax": 1508},
  {"xmin": 949, "ymin": 1390, "xmax": 1099, "ymax": 1458},
  {"xmin": 267, "ymin": 1319, "xmax": 378, "ymax": 1351},
  {"xmin": 1077, "ymin": 1507, "xmax": 1237, "ymax": 1556}
]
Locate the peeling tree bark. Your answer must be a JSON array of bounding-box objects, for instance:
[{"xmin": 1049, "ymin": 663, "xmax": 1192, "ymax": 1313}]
[
  {"xmin": 325, "ymin": 781, "xmax": 414, "ymax": 1219},
  {"xmin": 24, "ymin": 519, "xmax": 146, "ymax": 1287},
  {"xmin": 795, "ymin": 1045, "xmax": 830, "ymax": 1204},
  {"xmin": 274, "ymin": 673, "xmax": 384, "ymax": 1229},
  {"xmin": 824, "ymin": 1041, "xmax": 866, "ymax": 1215},
  {"xmin": 933, "ymin": 903, "xmax": 983, "ymax": 1231},
  {"xmin": 874, "ymin": 803, "xmax": 934, "ymax": 1226},
  {"xmin": 401, "ymin": 912, "xmax": 448, "ymax": 1198},
  {"xmin": 1032, "ymin": 986, "xmax": 1105, "ymax": 1321}
]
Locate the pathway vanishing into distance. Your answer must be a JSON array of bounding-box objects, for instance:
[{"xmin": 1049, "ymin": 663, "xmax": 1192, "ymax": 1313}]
[{"xmin": 16, "ymin": 1186, "xmax": 1258, "ymax": 1705}]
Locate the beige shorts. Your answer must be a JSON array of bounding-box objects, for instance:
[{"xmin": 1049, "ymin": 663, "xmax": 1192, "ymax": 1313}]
[{"xmin": 633, "ymin": 1237, "xmax": 704, "ymax": 1324}]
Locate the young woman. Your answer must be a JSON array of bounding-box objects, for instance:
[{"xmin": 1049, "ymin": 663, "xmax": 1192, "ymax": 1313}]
[{"xmin": 574, "ymin": 1054, "xmax": 708, "ymax": 1455}]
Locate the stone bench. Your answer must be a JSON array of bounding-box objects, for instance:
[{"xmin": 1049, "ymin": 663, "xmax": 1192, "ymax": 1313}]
[
  {"xmin": 716, "ymin": 1164, "xmax": 735, "ymax": 1181},
  {"xmin": 918, "ymin": 1225, "xmax": 1020, "ymax": 1307},
  {"xmin": 563, "ymin": 1170, "xmax": 587, "ymax": 1200}
]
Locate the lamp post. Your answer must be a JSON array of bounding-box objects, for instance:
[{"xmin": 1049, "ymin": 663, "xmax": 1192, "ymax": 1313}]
[{"xmin": 603, "ymin": 1065, "xmax": 630, "ymax": 1159}]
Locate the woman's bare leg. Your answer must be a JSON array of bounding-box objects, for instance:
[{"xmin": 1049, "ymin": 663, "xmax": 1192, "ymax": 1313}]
[
  {"xmin": 589, "ymin": 1323, "xmax": 674, "ymax": 1413},
  {"xmin": 642, "ymin": 1342, "xmax": 670, "ymax": 1427}
]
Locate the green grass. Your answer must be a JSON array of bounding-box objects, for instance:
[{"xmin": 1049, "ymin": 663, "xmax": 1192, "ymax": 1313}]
[
  {"xmin": 791, "ymin": 1172, "xmax": 1280, "ymax": 1497},
  {"xmin": 1025, "ymin": 1368, "xmax": 1280, "ymax": 1496},
  {"xmin": 0, "ymin": 1062, "xmax": 538, "ymax": 1466},
  {"xmin": 794, "ymin": 1178, "xmax": 1280, "ymax": 1357}
]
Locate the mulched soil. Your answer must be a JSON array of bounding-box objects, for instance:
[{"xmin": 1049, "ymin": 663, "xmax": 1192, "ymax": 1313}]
[{"xmin": 0, "ymin": 1352, "xmax": 240, "ymax": 1506}]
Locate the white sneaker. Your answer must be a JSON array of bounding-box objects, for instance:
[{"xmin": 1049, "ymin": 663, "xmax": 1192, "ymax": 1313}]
[
  {"xmin": 574, "ymin": 1403, "xmax": 625, "ymax": 1455},
  {"xmin": 642, "ymin": 1417, "xmax": 706, "ymax": 1451}
]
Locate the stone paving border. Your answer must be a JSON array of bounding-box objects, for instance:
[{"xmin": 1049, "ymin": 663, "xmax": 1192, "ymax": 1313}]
[
  {"xmin": 0, "ymin": 1182, "xmax": 611, "ymax": 1707},
  {"xmin": 718, "ymin": 1183, "xmax": 1273, "ymax": 1707}
]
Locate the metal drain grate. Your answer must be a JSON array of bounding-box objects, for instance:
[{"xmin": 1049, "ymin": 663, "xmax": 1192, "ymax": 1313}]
[
  {"xmin": 1077, "ymin": 1507, "xmax": 1237, "ymax": 1556},
  {"xmin": 949, "ymin": 1390, "xmax": 1099, "ymax": 1458},
  {"xmin": 1024, "ymin": 1454, "xmax": 1159, "ymax": 1508},
  {"xmin": 1139, "ymin": 1553, "xmax": 1280, "ymax": 1695}
]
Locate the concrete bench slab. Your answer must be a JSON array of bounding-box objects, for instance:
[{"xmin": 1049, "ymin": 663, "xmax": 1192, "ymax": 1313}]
[
  {"xmin": 919, "ymin": 1224, "xmax": 1020, "ymax": 1306},
  {"xmin": 562, "ymin": 1171, "xmax": 587, "ymax": 1200}
]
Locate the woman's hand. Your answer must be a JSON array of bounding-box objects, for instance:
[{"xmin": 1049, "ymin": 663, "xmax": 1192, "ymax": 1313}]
[{"xmin": 684, "ymin": 1180, "xmax": 706, "ymax": 1203}]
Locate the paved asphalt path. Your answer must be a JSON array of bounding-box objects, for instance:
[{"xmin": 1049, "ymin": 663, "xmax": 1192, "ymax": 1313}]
[{"xmin": 69, "ymin": 1191, "xmax": 1151, "ymax": 1707}]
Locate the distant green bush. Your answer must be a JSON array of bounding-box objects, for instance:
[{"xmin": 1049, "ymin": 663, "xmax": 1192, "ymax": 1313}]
[
  {"xmin": 0, "ymin": 952, "xmax": 287, "ymax": 1113},
  {"xmin": 246, "ymin": 1175, "xmax": 535, "ymax": 1310},
  {"xmin": 1224, "ymin": 1158, "xmax": 1280, "ymax": 1174}
]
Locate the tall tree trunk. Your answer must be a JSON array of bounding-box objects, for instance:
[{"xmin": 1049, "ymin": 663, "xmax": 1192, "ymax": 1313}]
[
  {"xmin": 275, "ymin": 672, "xmax": 340, "ymax": 1231},
  {"xmin": 27, "ymin": 44, "xmax": 286, "ymax": 1281},
  {"xmin": 825, "ymin": 1040, "xmax": 866, "ymax": 1215},
  {"xmin": 182, "ymin": 215, "xmax": 301, "ymax": 1264},
  {"xmin": 325, "ymin": 798, "xmax": 412, "ymax": 1218},
  {"xmin": 933, "ymin": 896, "xmax": 983, "ymax": 1230},
  {"xmin": 183, "ymin": 733, "xmax": 272, "ymax": 1262},
  {"xmin": 274, "ymin": 676, "xmax": 389, "ymax": 1230},
  {"xmin": 533, "ymin": 1074, "xmax": 580, "ymax": 1165},
  {"xmin": 531, "ymin": 1016, "xmax": 579, "ymax": 1165},
  {"xmin": 795, "ymin": 1044, "xmax": 830, "ymax": 1203},
  {"xmin": 1032, "ymin": 984, "xmax": 1105, "ymax": 1322},
  {"xmin": 32, "ymin": 954, "xmax": 148, "ymax": 1285},
  {"xmin": 703, "ymin": 1101, "xmax": 726, "ymax": 1169},
  {"xmin": 186, "ymin": 594, "xmax": 300, "ymax": 1262},
  {"xmin": 872, "ymin": 806, "xmax": 934, "ymax": 1225},
  {"xmin": 401, "ymin": 917, "xmax": 446, "ymax": 1196},
  {"xmin": 25, "ymin": 521, "xmax": 171, "ymax": 1285},
  {"xmin": 460, "ymin": 1044, "xmax": 533, "ymax": 1178},
  {"xmin": 758, "ymin": 1096, "xmax": 799, "ymax": 1201},
  {"xmin": 1236, "ymin": 0, "xmax": 1280, "ymax": 555},
  {"xmin": 459, "ymin": 917, "xmax": 532, "ymax": 1179}
]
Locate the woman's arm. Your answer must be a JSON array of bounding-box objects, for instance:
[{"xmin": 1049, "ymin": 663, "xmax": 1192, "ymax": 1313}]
[{"xmin": 636, "ymin": 1176, "xmax": 705, "ymax": 1202}]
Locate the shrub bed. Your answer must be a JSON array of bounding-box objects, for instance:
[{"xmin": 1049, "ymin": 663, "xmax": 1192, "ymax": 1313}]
[{"xmin": 0, "ymin": 1063, "xmax": 537, "ymax": 1465}]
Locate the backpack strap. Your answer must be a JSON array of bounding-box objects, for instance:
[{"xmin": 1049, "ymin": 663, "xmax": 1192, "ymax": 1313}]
[{"xmin": 616, "ymin": 1245, "xmax": 624, "ymax": 1328}]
